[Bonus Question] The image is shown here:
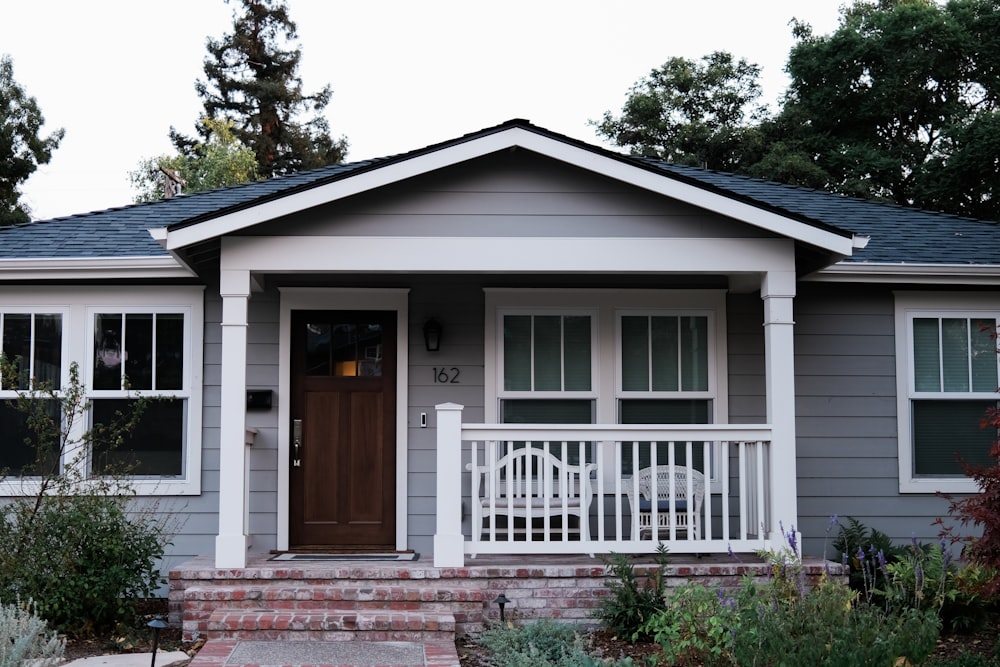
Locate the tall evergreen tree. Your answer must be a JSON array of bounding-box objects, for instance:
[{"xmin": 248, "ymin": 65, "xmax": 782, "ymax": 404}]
[
  {"xmin": 172, "ymin": 0, "xmax": 347, "ymax": 179},
  {"xmin": 0, "ymin": 55, "xmax": 63, "ymax": 225}
]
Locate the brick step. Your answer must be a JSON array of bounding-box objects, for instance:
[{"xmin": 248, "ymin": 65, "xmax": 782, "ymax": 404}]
[
  {"xmin": 203, "ymin": 609, "xmax": 456, "ymax": 641},
  {"xmin": 182, "ymin": 583, "xmax": 485, "ymax": 613}
]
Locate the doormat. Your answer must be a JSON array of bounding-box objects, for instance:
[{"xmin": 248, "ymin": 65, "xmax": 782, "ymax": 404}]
[{"xmin": 269, "ymin": 552, "xmax": 419, "ymax": 562}]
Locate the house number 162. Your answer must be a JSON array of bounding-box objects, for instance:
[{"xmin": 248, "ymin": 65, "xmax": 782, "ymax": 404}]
[{"xmin": 433, "ymin": 367, "xmax": 460, "ymax": 384}]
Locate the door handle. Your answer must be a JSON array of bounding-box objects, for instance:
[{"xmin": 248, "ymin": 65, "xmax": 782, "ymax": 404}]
[{"xmin": 293, "ymin": 419, "xmax": 302, "ymax": 467}]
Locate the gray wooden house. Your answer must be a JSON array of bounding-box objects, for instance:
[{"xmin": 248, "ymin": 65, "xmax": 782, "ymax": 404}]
[{"xmin": 1, "ymin": 119, "xmax": 996, "ymax": 581}]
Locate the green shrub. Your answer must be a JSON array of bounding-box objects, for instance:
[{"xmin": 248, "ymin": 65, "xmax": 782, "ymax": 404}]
[
  {"xmin": 478, "ymin": 619, "xmax": 637, "ymax": 667},
  {"xmin": 0, "ymin": 600, "xmax": 64, "ymax": 667},
  {"xmin": 0, "ymin": 358, "xmax": 172, "ymax": 636},
  {"xmin": 594, "ymin": 547, "xmax": 669, "ymax": 640},
  {"xmin": 0, "ymin": 494, "xmax": 168, "ymax": 635}
]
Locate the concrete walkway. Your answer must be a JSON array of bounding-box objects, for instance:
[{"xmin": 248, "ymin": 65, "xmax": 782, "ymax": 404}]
[
  {"xmin": 64, "ymin": 651, "xmax": 191, "ymax": 666},
  {"xmin": 186, "ymin": 639, "xmax": 461, "ymax": 667}
]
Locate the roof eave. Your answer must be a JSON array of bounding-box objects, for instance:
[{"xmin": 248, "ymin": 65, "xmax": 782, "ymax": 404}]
[
  {"xmin": 808, "ymin": 262, "xmax": 1000, "ymax": 285},
  {"xmin": 0, "ymin": 256, "xmax": 195, "ymax": 281}
]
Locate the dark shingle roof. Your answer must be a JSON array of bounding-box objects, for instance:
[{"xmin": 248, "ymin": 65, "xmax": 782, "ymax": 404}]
[{"xmin": 2, "ymin": 119, "xmax": 998, "ymax": 267}]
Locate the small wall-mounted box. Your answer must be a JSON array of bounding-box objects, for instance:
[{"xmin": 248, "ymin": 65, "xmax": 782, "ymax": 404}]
[{"xmin": 246, "ymin": 389, "xmax": 273, "ymax": 410}]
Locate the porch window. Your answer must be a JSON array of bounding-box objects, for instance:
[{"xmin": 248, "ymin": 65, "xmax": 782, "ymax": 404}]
[
  {"xmin": 617, "ymin": 313, "xmax": 715, "ymax": 475},
  {"xmin": 499, "ymin": 312, "xmax": 596, "ymax": 465},
  {"xmin": 895, "ymin": 294, "xmax": 1000, "ymax": 493},
  {"xmin": 486, "ymin": 290, "xmax": 729, "ymax": 478},
  {"xmin": 89, "ymin": 311, "xmax": 189, "ymax": 477},
  {"xmin": 0, "ymin": 311, "xmax": 64, "ymax": 475}
]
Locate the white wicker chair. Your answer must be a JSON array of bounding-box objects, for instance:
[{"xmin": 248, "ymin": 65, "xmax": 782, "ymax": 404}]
[{"xmin": 627, "ymin": 466, "xmax": 705, "ymax": 540}]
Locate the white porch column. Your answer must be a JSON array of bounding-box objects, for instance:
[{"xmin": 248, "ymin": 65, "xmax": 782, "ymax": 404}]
[
  {"xmin": 215, "ymin": 269, "xmax": 251, "ymax": 568},
  {"xmin": 761, "ymin": 271, "xmax": 799, "ymax": 546},
  {"xmin": 433, "ymin": 402, "xmax": 465, "ymax": 567}
]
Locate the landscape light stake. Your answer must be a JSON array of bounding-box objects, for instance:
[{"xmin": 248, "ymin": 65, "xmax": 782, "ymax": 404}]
[
  {"xmin": 494, "ymin": 593, "xmax": 510, "ymax": 623},
  {"xmin": 148, "ymin": 617, "xmax": 168, "ymax": 667}
]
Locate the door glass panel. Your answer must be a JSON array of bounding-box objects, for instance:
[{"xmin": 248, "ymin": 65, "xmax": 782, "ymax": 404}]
[{"xmin": 306, "ymin": 320, "xmax": 383, "ymax": 377}]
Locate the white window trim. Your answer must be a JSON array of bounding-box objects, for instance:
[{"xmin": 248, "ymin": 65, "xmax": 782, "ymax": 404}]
[
  {"xmin": 895, "ymin": 292, "xmax": 999, "ymax": 494},
  {"xmin": 495, "ymin": 307, "xmax": 600, "ymax": 401},
  {"xmin": 0, "ymin": 286, "xmax": 204, "ymax": 496},
  {"xmin": 485, "ymin": 289, "xmax": 729, "ymax": 485}
]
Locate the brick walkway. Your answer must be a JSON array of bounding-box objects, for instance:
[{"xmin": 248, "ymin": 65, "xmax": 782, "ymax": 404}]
[{"xmin": 186, "ymin": 638, "xmax": 461, "ymax": 667}]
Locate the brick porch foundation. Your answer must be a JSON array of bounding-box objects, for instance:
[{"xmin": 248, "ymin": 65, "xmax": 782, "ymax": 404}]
[{"xmin": 170, "ymin": 553, "xmax": 843, "ymax": 642}]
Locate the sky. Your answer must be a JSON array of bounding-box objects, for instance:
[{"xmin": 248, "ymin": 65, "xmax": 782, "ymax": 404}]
[{"xmin": 2, "ymin": 1, "xmax": 846, "ymax": 221}]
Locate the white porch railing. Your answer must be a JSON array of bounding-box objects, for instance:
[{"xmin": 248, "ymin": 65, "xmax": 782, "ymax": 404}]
[{"xmin": 433, "ymin": 403, "xmax": 774, "ymax": 567}]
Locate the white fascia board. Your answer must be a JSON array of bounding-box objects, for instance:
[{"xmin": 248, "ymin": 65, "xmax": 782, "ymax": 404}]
[
  {"xmin": 0, "ymin": 256, "xmax": 194, "ymax": 280},
  {"xmin": 163, "ymin": 126, "xmax": 855, "ymax": 255},
  {"xmin": 809, "ymin": 262, "xmax": 1000, "ymax": 285},
  {"xmin": 221, "ymin": 235, "xmax": 796, "ymax": 274}
]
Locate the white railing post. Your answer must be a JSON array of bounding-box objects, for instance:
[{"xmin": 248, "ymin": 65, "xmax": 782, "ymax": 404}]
[{"xmin": 434, "ymin": 402, "xmax": 466, "ymax": 567}]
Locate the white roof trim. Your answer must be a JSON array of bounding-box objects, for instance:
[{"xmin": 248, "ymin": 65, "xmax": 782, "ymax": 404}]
[
  {"xmin": 809, "ymin": 262, "xmax": 1000, "ymax": 285},
  {"xmin": 0, "ymin": 256, "xmax": 194, "ymax": 280},
  {"xmin": 160, "ymin": 126, "xmax": 856, "ymax": 256}
]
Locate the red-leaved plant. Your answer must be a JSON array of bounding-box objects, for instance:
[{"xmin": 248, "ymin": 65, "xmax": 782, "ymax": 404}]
[{"xmin": 937, "ymin": 405, "xmax": 1000, "ymax": 597}]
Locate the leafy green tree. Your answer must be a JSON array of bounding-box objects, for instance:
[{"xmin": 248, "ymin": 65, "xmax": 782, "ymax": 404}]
[
  {"xmin": 593, "ymin": 51, "xmax": 768, "ymax": 171},
  {"xmin": 130, "ymin": 118, "xmax": 258, "ymax": 202},
  {"xmin": 778, "ymin": 0, "xmax": 1000, "ymax": 217},
  {"xmin": 171, "ymin": 0, "xmax": 347, "ymax": 179},
  {"xmin": 0, "ymin": 55, "xmax": 63, "ymax": 225}
]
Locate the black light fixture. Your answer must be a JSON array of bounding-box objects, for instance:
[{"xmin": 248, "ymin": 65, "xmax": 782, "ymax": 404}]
[
  {"xmin": 494, "ymin": 593, "xmax": 510, "ymax": 623},
  {"xmin": 147, "ymin": 617, "xmax": 168, "ymax": 667},
  {"xmin": 423, "ymin": 317, "xmax": 443, "ymax": 352}
]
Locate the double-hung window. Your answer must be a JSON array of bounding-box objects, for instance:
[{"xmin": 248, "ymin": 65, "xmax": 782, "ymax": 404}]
[
  {"xmin": 896, "ymin": 294, "xmax": 999, "ymax": 493},
  {"xmin": 617, "ymin": 311, "xmax": 715, "ymax": 475},
  {"xmin": 497, "ymin": 309, "xmax": 597, "ymax": 464},
  {"xmin": 88, "ymin": 309, "xmax": 189, "ymax": 478},
  {"xmin": 0, "ymin": 310, "xmax": 66, "ymax": 476},
  {"xmin": 0, "ymin": 287, "xmax": 203, "ymax": 495}
]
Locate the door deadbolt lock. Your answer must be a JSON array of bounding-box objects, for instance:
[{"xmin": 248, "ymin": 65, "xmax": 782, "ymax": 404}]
[{"xmin": 293, "ymin": 419, "xmax": 303, "ymax": 467}]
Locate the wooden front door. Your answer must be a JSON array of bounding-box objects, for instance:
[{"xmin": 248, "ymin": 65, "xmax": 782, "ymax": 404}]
[{"xmin": 289, "ymin": 310, "xmax": 396, "ymax": 549}]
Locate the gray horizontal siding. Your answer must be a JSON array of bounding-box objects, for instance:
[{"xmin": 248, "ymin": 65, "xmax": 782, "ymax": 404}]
[{"xmin": 247, "ymin": 152, "xmax": 773, "ymax": 242}]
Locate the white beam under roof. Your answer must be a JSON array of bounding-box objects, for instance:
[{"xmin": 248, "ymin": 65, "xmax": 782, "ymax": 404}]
[
  {"xmin": 157, "ymin": 126, "xmax": 858, "ymax": 257},
  {"xmin": 811, "ymin": 262, "xmax": 1000, "ymax": 285}
]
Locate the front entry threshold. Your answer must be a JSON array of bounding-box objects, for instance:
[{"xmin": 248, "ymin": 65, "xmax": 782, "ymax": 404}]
[{"xmin": 269, "ymin": 552, "xmax": 419, "ymax": 562}]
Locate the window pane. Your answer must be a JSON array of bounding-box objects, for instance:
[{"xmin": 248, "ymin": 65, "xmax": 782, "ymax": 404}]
[
  {"xmin": 621, "ymin": 316, "xmax": 649, "ymax": 391},
  {"xmin": 619, "ymin": 399, "xmax": 710, "ymax": 474},
  {"xmin": 2, "ymin": 314, "xmax": 31, "ymax": 389},
  {"xmin": 941, "ymin": 319, "xmax": 970, "ymax": 392},
  {"xmin": 156, "ymin": 314, "xmax": 185, "ymax": 390},
  {"xmin": 651, "ymin": 316, "xmax": 679, "ymax": 392},
  {"xmin": 680, "ymin": 317, "xmax": 709, "ymax": 391},
  {"xmin": 503, "ymin": 316, "xmax": 531, "ymax": 391},
  {"xmin": 912, "ymin": 318, "xmax": 940, "ymax": 392},
  {"xmin": 0, "ymin": 399, "xmax": 60, "ymax": 475},
  {"xmin": 92, "ymin": 398, "xmax": 184, "ymax": 476},
  {"xmin": 33, "ymin": 315, "xmax": 62, "ymax": 390},
  {"xmin": 94, "ymin": 314, "xmax": 124, "ymax": 390},
  {"xmin": 305, "ymin": 323, "xmax": 332, "ymax": 375},
  {"xmin": 913, "ymin": 400, "xmax": 995, "ymax": 476},
  {"xmin": 533, "ymin": 316, "xmax": 562, "ymax": 391},
  {"xmin": 971, "ymin": 319, "xmax": 998, "ymax": 393},
  {"xmin": 563, "ymin": 316, "xmax": 591, "ymax": 391},
  {"xmin": 124, "ymin": 313, "xmax": 154, "ymax": 390},
  {"xmin": 501, "ymin": 399, "xmax": 593, "ymax": 465}
]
